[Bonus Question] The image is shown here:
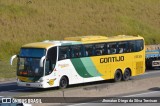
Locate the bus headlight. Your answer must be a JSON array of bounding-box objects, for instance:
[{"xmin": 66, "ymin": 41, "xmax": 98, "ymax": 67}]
[{"xmin": 16, "ymin": 77, "xmax": 20, "ymax": 82}]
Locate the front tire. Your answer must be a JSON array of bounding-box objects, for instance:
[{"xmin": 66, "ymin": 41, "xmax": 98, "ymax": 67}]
[{"xmin": 59, "ymin": 76, "xmax": 68, "ymax": 89}]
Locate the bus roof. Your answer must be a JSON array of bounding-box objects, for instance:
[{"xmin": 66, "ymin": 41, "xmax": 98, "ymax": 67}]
[
  {"xmin": 22, "ymin": 42, "xmax": 54, "ymax": 49},
  {"xmin": 22, "ymin": 41, "xmax": 81, "ymax": 49},
  {"xmin": 64, "ymin": 35, "xmax": 143, "ymax": 43},
  {"xmin": 22, "ymin": 35, "xmax": 143, "ymax": 49},
  {"xmin": 64, "ymin": 36, "xmax": 108, "ymax": 41}
]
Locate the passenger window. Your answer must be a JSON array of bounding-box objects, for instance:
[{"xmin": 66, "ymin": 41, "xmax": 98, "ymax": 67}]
[
  {"xmin": 107, "ymin": 43, "xmax": 117, "ymax": 54},
  {"xmin": 84, "ymin": 44, "xmax": 94, "ymax": 57},
  {"xmin": 135, "ymin": 40, "xmax": 144, "ymax": 52},
  {"xmin": 128, "ymin": 41, "xmax": 136, "ymax": 52},
  {"xmin": 95, "ymin": 43, "xmax": 105, "ymax": 56},
  {"xmin": 118, "ymin": 42, "xmax": 128, "ymax": 53},
  {"xmin": 71, "ymin": 45, "xmax": 82, "ymax": 58},
  {"xmin": 59, "ymin": 46, "xmax": 70, "ymax": 60}
]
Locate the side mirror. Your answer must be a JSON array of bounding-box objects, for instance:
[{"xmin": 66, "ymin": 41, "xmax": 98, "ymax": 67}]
[
  {"xmin": 40, "ymin": 56, "xmax": 46, "ymax": 67},
  {"xmin": 10, "ymin": 55, "xmax": 17, "ymax": 65}
]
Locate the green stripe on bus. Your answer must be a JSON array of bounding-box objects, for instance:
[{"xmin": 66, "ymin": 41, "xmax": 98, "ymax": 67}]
[
  {"xmin": 71, "ymin": 58, "xmax": 93, "ymax": 78},
  {"xmin": 81, "ymin": 58, "xmax": 102, "ymax": 77}
]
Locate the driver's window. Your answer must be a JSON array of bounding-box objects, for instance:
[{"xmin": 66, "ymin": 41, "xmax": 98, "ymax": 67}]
[{"xmin": 45, "ymin": 47, "xmax": 57, "ymax": 75}]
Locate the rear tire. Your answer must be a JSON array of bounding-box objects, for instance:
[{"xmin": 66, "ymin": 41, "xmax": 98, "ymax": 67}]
[
  {"xmin": 114, "ymin": 70, "xmax": 122, "ymax": 82},
  {"xmin": 59, "ymin": 76, "xmax": 68, "ymax": 89},
  {"xmin": 122, "ymin": 69, "xmax": 131, "ymax": 81}
]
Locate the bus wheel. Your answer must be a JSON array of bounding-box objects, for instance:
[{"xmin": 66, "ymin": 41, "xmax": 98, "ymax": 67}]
[
  {"xmin": 114, "ymin": 70, "xmax": 122, "ymax": 82},
  {"xmin": 122, "ymin": 69, "xmax": 131, "ymax": 81},
  {"xmin": 59, "ymin": 76, "xmax": 68, "ymax": 89}
]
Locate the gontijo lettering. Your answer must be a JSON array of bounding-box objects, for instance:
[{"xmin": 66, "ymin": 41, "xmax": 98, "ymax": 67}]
[{"xmin": 100, "ymin": 56, "xmax": 124, "ymax": 63}]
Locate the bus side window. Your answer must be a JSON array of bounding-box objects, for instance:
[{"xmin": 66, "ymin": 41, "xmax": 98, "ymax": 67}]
[
  {"xmin": 135, "ymin": 40, "xmax": 144, "ymax": 52},
  {"xmin": 107, "ymin": 43, "xmax": 117, "ymax": 54},
  {"xmin": 118, "ymin": 42, "xmax": 128, "ymax": 53},
  {"xmin": 106, "ymin": 44, "xmax": 109, "ymax": 54},
  {"xmin": 59, "ymin": 46, "xmax": 70, "ymax": 60},
  {"xmin": 128, "ymin": 41, "xmax": 136, "ymax": 52},
  {"xmin": 95, "ymin": 43, "xmax": 105, "ymax": 56},
  {"xmin": 71, "ymin": 45, "xmax": 82, "ymax": 58},
  {"xmin": 84, "ymin": 44, "xmax": 94, "ymax": 57}
]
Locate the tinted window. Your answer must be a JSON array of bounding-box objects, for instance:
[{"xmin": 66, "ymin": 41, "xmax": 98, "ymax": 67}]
[
  {"xmin": 107, "ymin": 42, "xmax": 117, "ymax": 54},
  {"xmin": 128, "ymin": 41, "xmax": 136, "ymax": 52},
  {"xmin": 47, "ymin": 47, "xmax": 57, "ymax": 63},
  {"xmin": 71, "ymin": 45, "xmax": 83, "ymax": 58},
  {"xmin": 46, "ymin": 47, "xmax": 57, "ymax": 75},
  {"xmin": 58, "ymin": 39, "xmax": 144, "ymax": 59},
  {"xmin": 95, "ymin": 43, "xmax": 106, "ymax": 56},
  {"xmin": 84, "ymin": 44, "xmax": 94, "ymax": 56},
  {"xmin": 118, "ymin": 42, "xmax": 128, "ymax": 53},
  {"xmin": 59, "ymin": 46, "xmax": 70, "ymax": 60},
  {"xmin": 135, "ymin": 40, "xmax": 144, "ymax": 52}
]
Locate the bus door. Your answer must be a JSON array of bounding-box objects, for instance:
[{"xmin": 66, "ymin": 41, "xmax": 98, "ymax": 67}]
[{"xmin": 45, "ymin": 47, "xmax": 57, "ymax": 76}]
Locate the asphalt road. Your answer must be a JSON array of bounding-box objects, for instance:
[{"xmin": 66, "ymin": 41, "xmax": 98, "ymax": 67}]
[
  {"xmin": 0, "ymin": 70, "xmax": 160, "ymax": 97},
  {"xmin": 66, "ymin": 86, "xmax": 160, "ymax": 106},
  {"xmin": 66, "ymin": 91, "xmax": 160, "ymax": 106}
]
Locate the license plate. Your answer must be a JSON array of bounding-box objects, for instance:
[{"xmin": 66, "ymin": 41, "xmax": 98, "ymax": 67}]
[{"xmin": 26, "ymin": 84, "xmax": 30, "ymax": 86}]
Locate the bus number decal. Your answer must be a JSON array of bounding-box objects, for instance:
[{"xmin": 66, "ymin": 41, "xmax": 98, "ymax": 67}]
[{"xmin": 134, "ymin": 55, "xmax": 142, "ymax": 58}]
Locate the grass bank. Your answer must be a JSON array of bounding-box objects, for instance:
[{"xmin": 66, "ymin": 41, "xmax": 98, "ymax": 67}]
[{"xmin": 0, "ymin": 0, "xmax": 160, "ymax": 78}]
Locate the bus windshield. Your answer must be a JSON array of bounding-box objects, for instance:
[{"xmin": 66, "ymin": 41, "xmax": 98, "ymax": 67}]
[
  {"xmin": 17, "ymin": 48, "xmax": 46, "ymax": 77},
  {"xmin": 17, "ymin": 58, "xmax": 43, "ymax": 77},
  {"xmin": 20, "ymin": 48, "xmax": 46, "ymax": 58}
]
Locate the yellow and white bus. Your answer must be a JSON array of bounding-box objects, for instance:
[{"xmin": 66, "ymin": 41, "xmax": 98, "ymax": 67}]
[{"xmin": 10, "ymin": 35, "xmax": 145, "ymax": 88}]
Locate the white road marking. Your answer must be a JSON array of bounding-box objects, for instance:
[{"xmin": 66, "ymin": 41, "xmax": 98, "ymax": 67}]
[
  {"xmin": 123, "ymin": 91, "xmax": 160, "ymax": 97},
  {"xmin": 0, "ymin": 83, "xmax": 16, "ymax": 87},
  {"xmin": 0, "ymin": 80, "xmax": 16, "ymax": 84},
  {"xmin": 143, "ymin": 71, "xmax": 160, "ymax": 75},
  {"xmin": 0, "ymin": 88, "xmax": 33, "ymax": 92},
  {"xmin": 67, "ymin": 103, "xmax": 89, "ymax": 106},
  {"xmin": 8, "ymin": 88, "xmax": 33, "ymax": 92}
]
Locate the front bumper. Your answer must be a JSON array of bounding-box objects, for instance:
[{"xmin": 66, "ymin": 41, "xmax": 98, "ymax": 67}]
[{"xmin": 17, "ymin": 81, "xmax": 51, "ymax": 88}]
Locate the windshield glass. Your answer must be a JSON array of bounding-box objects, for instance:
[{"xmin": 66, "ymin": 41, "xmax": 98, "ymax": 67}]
[
  {"xmin": 20, "ymin": 48, "xmax": 46, "ymax": 58},
  {"xmin": 17, "ymin": 58, "xmax": 44, "ymax": 77}
]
